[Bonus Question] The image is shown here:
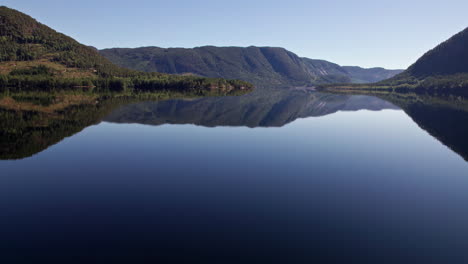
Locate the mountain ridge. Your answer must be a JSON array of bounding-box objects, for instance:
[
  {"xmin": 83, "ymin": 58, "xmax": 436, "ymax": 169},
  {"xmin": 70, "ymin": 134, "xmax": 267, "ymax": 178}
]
[{"xmin": 100, "ymin": 46, "xmax": 403, "ymax": 87}]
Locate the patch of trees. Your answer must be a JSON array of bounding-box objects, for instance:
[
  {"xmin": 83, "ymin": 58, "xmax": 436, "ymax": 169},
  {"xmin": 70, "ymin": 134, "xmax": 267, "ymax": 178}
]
[{"xmin": 0, "ymin": 65, "xmax": 253, "ymax": 93}]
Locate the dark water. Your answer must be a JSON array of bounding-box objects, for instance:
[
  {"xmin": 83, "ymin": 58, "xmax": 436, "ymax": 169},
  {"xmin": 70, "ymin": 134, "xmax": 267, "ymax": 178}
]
[{"xmin": 1, "ymin": 89, "xmax": 468, "ymax": 263}]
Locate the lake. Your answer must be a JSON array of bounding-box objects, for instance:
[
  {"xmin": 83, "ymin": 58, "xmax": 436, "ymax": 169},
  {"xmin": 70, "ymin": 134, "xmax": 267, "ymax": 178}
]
[{"xmin": 1, "ymin": 88, "xmax": 468, "ymax": 263}]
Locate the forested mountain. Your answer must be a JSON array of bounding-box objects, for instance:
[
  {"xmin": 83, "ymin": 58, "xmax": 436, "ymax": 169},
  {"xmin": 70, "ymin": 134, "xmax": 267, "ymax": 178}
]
[
  {"xmin": 100, "ymin": 46, "xmax": 402, "ymax": 87},
  {"xmin": 0, "ymin": 6, "xmax": 129, "ymax": 77},
  {"xmin": 322, "ymin": 27, "xmax": 468, "ymax": 92},
  {"xmin": 382, "ymin": 27, "xmax": 468, "ymax": 90},
  {"xmin": 407, "ymin": 27, "xmax": 468, "ymax": 77},
  {"xmin": 0, "ymin": 6, "xmax": 251, "ymax": 92}
]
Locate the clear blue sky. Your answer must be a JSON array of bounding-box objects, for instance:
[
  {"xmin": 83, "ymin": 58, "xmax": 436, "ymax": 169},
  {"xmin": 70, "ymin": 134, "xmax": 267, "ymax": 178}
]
[{"xmin": 3, "ymin": 0, "xmax": 467, "ymax": 69}]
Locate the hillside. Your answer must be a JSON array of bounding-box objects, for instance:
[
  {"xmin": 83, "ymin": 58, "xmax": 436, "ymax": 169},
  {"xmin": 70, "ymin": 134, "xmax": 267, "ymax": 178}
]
[
  {"xmin": 407, "ymin": 27, "xmax": 468, "ymax": 77},
  {"xmin": 384, "ymin": 27, "xmax": 468, "ymax": 90},
  {"xmin": 0, "ymin": 6, "xmax": 131, "ymax": 78},
  {"xmin": 0, "ymin": 6, "xmax": 251, "ymax": 93},
  {"xmin": 100, "ymin": 46, "xmax": 402, "ymax": 87},
  {"xmin": 100, "ymin": 46, "xmax": 344, "ymax": 87},
  {"xmin": 322, "ymin": 27, "xmax": 468, "ymax": 92}
]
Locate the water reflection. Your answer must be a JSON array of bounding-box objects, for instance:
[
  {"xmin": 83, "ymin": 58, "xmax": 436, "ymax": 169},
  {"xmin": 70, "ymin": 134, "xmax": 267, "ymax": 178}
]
[
  {"xmin": 104, "ymin": 88, "xmax": 398, "ymax": 127},
  {"xmin": 1, "ymin": 89, "xmax": 468, "ymax": 262},
  {"xmin": 0, "ymin": 96, "xmax": 131, "ymax": 159},
  {"xmin": 1, "ymin": 88, "xmax": 468, "ymax": 162},
  {"xmin": 0, "ymin": 88, "xmax": 398, "ymax": 159},
  {"xmin": 375, "ymin": 92, "xmax": 468, "ymax": 161}
]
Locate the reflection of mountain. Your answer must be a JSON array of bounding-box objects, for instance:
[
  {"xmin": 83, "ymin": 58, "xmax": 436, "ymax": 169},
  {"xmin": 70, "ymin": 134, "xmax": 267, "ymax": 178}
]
[
  {"xmin": 105, "ymin": 90, "xmax": 468, "ymax": 162},
  {"xmin": 0, "ymin": 87, "xmax": 252, "ymax": 160},
  {"xmin": 0, "ymin": 90, "xmax": 398, "ymax": 160},
  {"xmin": 3, "ymin": 89, "xmax": 468, "ymax": 163},
  {"xmin": 375, "ymin": 93, "xmax": 468, "ymax": 162},
  {"xmin": 104, "ymin": 89, "xmax": 399, "ymax": 128},
  {"xmin": 4, "ymin": 89, "xmax": 468, "ymax": 163}
]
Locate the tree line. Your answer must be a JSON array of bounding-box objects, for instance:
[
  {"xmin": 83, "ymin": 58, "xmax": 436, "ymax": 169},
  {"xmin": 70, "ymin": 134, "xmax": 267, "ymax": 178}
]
[{"xmin": 0, "ymin": 66, "xmax": 253, "ymax": 93}]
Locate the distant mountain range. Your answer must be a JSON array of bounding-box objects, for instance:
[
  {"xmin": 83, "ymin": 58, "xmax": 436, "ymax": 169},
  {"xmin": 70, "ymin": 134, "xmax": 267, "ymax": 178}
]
[
  {"xmin": 100, "ymin": 46, "xmax": 403, "ymax": 87},
  {"xmin": 341, "ymin": 66, "xmax": 403, "ymax": 83}
]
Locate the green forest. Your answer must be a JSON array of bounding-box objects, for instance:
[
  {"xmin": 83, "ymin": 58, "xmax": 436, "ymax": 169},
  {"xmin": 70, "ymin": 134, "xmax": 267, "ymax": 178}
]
[{"xmin": 0, "ymin": 65, "xmax": 252, "ymax": 94}]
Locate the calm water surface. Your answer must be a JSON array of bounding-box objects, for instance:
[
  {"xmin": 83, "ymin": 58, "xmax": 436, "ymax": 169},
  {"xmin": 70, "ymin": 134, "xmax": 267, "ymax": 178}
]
[{"xmin": 1, "ymin": 89, "xmax": 468, "ymax": 263}]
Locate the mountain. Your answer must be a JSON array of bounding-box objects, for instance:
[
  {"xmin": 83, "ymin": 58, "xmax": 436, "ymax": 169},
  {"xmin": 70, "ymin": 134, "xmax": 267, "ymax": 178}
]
[
  {"xmin": 99, "ymin": 46, "xmax": 402, "ymax": 87},
  {"xmin": 100, "ymin": 46, "xmax": 344, "ymax": 87},
  {"xmin": 407, "ymin": 27, "xmax": 468, "ymax": 77},
  {"xmin": 384, "ymin": 27, "xmax": 468, "ymax": 90},
  {"xmin": 342, "ymin": 66, "xmax": 403, "ymax": 83},
  {"xmin": 0, "ymin": 6, "xmax": 251, "ymax": 92},
  {"xmin": 301, "ymin": 58, "xmax": 351, "ymax": 83},
  {"xmin": 0, "ymin": 6, "xmax": 133, "ymax": 77},
  {"xmin": 322, "ymin": 27, "xmax": 468, "ymax": 92}
]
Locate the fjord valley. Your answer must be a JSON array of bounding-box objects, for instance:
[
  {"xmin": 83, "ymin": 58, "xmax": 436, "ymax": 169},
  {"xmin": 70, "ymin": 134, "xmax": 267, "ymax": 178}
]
[
  {"xmin": 321, "ymin": 27, "xmax": 468, "ymax": 92},
  {"xmin": 100, "ymin": 46, "xmax": 403, "ymax": 87},
  {"xmin": 0, "ymin": 6, "xmax": 252, "ymax": 94},
  {"xmin": 2, "ymin": 1, "xmax": 468, "ymax": 263}
]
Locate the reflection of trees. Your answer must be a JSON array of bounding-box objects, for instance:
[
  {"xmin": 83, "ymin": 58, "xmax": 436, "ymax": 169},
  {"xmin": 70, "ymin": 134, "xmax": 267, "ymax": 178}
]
[
  {"xmin": 0, "ymin": 88, "xmax": 253, "ymax": 160},
  {"xmin": 0, "ymin": 97, "xmax": 132, "ymax": 160}
]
